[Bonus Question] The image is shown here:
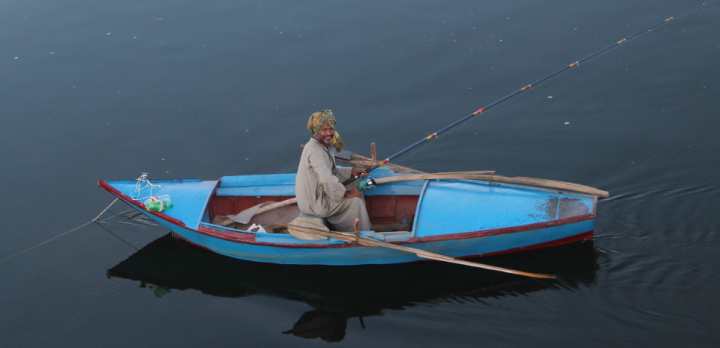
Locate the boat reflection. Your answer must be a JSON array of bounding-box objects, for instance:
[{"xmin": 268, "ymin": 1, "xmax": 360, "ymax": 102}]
[{"xmin": 107, "ymin": 233, "xmax": 599, "ymax": 342}]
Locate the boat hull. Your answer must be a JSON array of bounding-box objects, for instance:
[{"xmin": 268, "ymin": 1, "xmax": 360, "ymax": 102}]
[{"xmin": 99, "ymin": 172, "xmax": 596, "ymax": 266}]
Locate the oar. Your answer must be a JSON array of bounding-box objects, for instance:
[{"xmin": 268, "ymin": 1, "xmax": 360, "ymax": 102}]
[
  {"xmin": 374, "ymin": 172, "xmax": 609, "ymax": 197},
  {"xmin": 287, "ymin": 217, "xmax": 556, "ymax": 279},
  {"xmin": 216, "ymin": 171, "xmax": 607, "ymax": 227}
]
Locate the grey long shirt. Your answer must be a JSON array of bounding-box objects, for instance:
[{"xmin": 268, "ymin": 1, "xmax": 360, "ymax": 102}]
[{"xmin": 295, "ymin": 138, "xmax": 353, "ymax": 217}]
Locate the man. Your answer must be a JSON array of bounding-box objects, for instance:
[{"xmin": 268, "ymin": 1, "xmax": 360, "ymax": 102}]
[{"xmin": 295, "ymin": 109, "xmax": 372, "ymax": 232}]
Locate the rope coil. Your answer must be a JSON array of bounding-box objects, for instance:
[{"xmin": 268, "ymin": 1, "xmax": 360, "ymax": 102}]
[{"xmin": 130, "ymin": 173, "xmax": 161, "ymax": 201}]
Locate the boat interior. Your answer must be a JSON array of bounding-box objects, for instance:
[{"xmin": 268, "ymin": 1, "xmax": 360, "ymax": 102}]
[
  {"xmin": 193, "ymin": 168, "xmax": 595, "ymax": 241},
  {"xmin": 209, "ymin": 194, "xmax": 420, "ymax": 234},
  {"xmin": 203, "ymin": 170, "xmax": 427, "ymax": 238}
]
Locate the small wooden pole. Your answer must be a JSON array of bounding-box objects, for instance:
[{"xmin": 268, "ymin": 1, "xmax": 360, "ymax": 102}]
[
  {"xmin": 371, "ymin": 143, "xmax": 377, "ymax": 165},
  {"xmin": 354, "ymin": 218, "xmax": 360, "ymax": 243}
]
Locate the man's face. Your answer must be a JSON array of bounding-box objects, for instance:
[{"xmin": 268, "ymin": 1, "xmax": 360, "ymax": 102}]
[{"xmin": 314, "ymin": 123, "xmax": 335, "ymax": 147}]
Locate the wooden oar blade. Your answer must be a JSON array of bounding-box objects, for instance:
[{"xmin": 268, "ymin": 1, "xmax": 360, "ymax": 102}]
[
  {"xmin": 287, "ymin": 222, "xmax": 556, "ymax": 279},
  {"xmin": 420, "ymin": 255, "xmax": 556, "ymax": 279}
]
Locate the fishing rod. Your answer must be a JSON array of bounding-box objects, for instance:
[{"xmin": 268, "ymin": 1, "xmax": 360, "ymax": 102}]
[{"xmin": 343, "ymin": 0, "xmax": 715, "ymax": 186}]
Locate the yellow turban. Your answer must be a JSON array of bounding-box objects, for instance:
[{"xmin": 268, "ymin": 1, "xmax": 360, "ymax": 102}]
[{"xmin": 308, "ymin": 109, "xmax": 345, "ymax": 152}]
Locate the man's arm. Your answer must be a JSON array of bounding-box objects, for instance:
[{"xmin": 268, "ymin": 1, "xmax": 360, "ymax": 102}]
[
  {"xmin": 336, "ymin": 166, "xmax": 368, "ymax": 182},
  {"xmin": 335, "ymin": 165, "xmax": 353, "ymax": 182}
]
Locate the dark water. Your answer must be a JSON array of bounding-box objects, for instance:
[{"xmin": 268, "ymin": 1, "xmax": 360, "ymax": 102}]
[{"xmin": 1, "ymin": 0, "xmax": 719, "ymax": 346}]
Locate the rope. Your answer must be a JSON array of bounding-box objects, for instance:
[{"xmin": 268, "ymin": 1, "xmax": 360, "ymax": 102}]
[
  {"xmin": 0, "ymin": 199, "xmax": 119, "ymax": 264},
  {"xmin": 365, "ymin": 0, "xmax": 716, "ymax": 173},
  {"xmin": 130, "ymin": 173, "xmax": 161, "ymax": 201},
  {"xmin": 93, "ymin": 198, "xmax": 118, "ymax": 221},
  {"xmin": 0, "ymin": 221, "xmax": 95, "ymax": 264}
]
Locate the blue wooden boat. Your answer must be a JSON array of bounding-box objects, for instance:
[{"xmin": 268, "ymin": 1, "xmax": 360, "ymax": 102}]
[{"xmin": 98, "ymin": 167, "xmax": 598, "ymax": 266}]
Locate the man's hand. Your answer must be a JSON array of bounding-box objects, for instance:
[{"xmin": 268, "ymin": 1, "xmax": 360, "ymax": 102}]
[
  {"xmin": 351, "ymin": 168, "xmax": 368, "ymax": 178},
  {"xmin": 344, "ymin": 188, "xmax": 363, "ymax": 199}
]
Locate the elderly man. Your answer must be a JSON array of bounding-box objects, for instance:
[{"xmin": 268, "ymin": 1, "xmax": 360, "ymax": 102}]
[{"xmin": 295, "ymin": 110, "xmax": 372, "ymax": 232}]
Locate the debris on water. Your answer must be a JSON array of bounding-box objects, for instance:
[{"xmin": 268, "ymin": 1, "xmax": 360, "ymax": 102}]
[
  {"xmin": 246, "ymin": 158, "xmax": 249, "ymax": 160},
  {"xmin": 107, "ymin": 33, "xmax": 111, "ymax": 35},
  {"xmin": 548, "ymin": 96, "xmax": 553, "ymax": 98},
  {"xmin": 50, "ymin": 52, "xmax": 54, "ymax": 54},
  {"xmin": 564, "ymin": 122, "xmax": 570, "ymax": 125},
  {"xmin": 246, "ymin": 129, "xmax": 249, "ymax": 132}
]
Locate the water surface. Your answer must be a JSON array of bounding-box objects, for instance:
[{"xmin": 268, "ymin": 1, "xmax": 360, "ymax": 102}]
[{"xmin": 1, "ymin": 0, "xmax": 719, "ymax": 346}]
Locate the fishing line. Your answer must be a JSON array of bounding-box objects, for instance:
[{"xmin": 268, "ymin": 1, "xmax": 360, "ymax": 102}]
[
  {"xmin": 392, "ymin": 123, "xmax": 469, "ymax": 168},
  {"xmin": 0, "ymin": 221, "xmax": 96, "ymax": 264},
  {"xmin": 346, "ymin": 0, "xmax": 716, "ymax": 183}
]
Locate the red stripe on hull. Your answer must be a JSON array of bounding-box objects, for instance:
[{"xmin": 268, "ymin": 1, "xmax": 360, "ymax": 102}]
[
  {"xmin": 458, "ymin": 230, "xmax": 593, "ymax": 259},
  {"xmin": 171, "ymin": 233, "xmax": 218, "ymax": 253}
]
